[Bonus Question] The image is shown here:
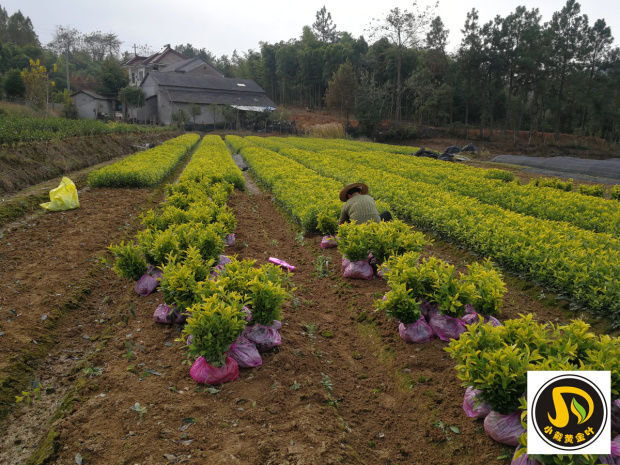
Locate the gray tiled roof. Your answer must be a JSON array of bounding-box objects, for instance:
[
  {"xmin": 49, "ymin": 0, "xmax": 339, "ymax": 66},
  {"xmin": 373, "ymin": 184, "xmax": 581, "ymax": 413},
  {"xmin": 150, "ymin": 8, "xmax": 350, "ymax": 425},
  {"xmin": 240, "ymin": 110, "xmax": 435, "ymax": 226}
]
[
  {"xmin": 147, "ymin": 71, "xmax": 265, "ymax": 93},
  {"xmin": 72, "ymin": 90, "xmax": 113, "ymax": 101},
  {"xmin": 165, "ymin": 89, "xmax": 275, "ymax": 108}
]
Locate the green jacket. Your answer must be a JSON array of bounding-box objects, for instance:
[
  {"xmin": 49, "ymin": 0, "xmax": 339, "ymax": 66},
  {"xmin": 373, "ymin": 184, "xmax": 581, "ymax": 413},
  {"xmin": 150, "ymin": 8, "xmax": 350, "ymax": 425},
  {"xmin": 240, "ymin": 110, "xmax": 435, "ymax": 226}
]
[{"xmin": 339, "ymin": 194, "xmax": 381, "ymax": 224}]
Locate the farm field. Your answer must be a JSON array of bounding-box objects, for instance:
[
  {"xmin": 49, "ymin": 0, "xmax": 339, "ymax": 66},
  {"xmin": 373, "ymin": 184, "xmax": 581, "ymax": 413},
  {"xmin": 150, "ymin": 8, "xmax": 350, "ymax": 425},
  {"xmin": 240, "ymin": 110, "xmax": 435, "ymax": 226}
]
[{"xmin": 0, "ymin": 134, "xmax": 615, "ymax": 465}]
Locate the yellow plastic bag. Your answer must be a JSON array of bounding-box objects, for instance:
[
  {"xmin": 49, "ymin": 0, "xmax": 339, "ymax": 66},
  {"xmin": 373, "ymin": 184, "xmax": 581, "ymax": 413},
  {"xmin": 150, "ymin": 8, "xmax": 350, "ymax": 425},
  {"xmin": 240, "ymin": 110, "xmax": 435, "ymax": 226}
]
[{"xmin": 40, "ymin": 177, "xmax": 80, "ymax": 211}]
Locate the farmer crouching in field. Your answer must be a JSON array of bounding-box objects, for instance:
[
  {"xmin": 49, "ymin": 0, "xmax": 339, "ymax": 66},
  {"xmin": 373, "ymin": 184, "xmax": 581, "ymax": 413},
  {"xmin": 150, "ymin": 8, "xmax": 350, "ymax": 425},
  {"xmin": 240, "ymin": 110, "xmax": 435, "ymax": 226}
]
[{"xmin": 339, "ymin": 182, "xmax": 392, "ymax": 224}]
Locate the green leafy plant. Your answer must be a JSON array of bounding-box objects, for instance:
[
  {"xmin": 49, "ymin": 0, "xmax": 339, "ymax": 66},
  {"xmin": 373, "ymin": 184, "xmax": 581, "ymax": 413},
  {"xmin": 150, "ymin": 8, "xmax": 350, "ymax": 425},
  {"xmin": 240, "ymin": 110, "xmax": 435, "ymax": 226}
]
[
  {"xmin": 313, "ymin": 255, "xmax": 331, "ymax": 278},
  {"xmin": 577, "ymin": 183, "xmax": 605, "ymax": 198},
  {"xmin": 160, "ymin": 247, "xmax": 212, "ymax": 310},
  {"xmin": 15, "ymin": 383, "xmax": 44, "ymax": 404},
  {"xmin": 247, "ymin": 275, "xmax": 288, "ymax": 325},
  {"xmin": 130, "ymin": 402, "xmax": 148, "ymax": 419},
  {"xmin": 122, "ymin": 341, "xmax": 136, "ymax": 362},
  {"xmin": 446, "ymin": 315, "xmax": 620, "ymax": 414},
  {"xmin": 316, "ymin": 205, "xmax": 340, "ymax": 236},
  {"xmin": 433, "ymin": 420, "xmax": 460, "ymax": 442},
  {"xmin": 182, "ymin": 293, "xmax": 247, "ymax": 367},
  {"xmin": 295, "ymin": 231, "xmax": 305, "ymax": 246},
  {"xmin": 376, "ymin": 282, "xmax": 421, "ymax": 324},
  {"xmin": 531, "ymin": 177, "xmax": 573, "ymax": 192},
  {"xmin": 483, "ymin": 169, "xmax": 516, "ymax": 183},
  {"xmin": 320, "ymin": 373, "xmax": 333, "ymax": 392},
  {"xmin": 108, "ymin": 241, "xmax": 147, "ymax": 281},
  {"xmin": 611, "ymin": 185, "xmax": 620, "ymax": 200}
]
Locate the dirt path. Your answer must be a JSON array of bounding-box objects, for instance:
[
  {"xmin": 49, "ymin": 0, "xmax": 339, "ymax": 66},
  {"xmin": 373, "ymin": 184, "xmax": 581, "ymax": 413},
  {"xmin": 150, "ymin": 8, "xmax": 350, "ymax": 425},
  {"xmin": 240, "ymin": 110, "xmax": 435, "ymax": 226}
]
[{"xmin": 0, "ymin": 168, "xmax": 581, "ymax": 464}]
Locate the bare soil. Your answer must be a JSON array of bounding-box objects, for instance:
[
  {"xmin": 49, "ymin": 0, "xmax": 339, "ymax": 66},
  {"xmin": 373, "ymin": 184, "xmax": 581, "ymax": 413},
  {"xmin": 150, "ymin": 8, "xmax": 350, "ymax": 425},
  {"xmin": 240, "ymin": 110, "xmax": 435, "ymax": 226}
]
[{"xmin": 0, "ymin": 143, "xmax": 600, "ymax": 465}]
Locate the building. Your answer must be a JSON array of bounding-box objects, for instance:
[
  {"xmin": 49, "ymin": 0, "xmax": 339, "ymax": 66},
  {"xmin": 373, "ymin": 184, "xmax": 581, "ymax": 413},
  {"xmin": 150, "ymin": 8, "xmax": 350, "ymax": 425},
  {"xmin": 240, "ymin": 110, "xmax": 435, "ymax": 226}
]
[
  {"xmin": 72, "ymin": 90, "xmax": 116, "ymax": 120},
  {"xmin": 136, "ymin": 71, "xmax": 275, "ymax": 125},
  {"xmin": 121, "ymin": 44, "xmax": 275, "ymax": 126}
]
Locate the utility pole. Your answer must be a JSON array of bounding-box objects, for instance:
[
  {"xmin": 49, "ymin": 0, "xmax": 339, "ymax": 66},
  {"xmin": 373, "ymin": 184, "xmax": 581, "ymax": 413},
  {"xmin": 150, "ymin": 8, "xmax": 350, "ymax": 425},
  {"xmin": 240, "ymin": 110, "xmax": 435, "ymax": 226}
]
[{"xmin": 66, "ymin": 47, "xmax": 70, "ymax": 91}]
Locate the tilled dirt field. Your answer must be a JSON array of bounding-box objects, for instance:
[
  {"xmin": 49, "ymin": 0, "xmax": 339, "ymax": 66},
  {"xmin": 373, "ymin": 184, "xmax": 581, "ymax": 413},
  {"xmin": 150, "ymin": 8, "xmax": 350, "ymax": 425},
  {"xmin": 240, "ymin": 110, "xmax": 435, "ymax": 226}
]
[{"xmin": 0, "ymin": 156, "xmax": 595, "ymax": 465}]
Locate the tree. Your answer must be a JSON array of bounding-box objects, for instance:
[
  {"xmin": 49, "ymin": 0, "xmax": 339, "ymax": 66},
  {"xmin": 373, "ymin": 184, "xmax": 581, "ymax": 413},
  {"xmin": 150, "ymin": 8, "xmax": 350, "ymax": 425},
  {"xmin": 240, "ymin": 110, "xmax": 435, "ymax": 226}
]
[
  {"xmin": 3, "ymin": 68, "xmax": 25, "ymax": 100},
  {"xmin": 188, "ymin": 103, "xmax": 201, "ymax": 127},
  {"xmin": 98, "ymin": 56, "xmax": 127, "ymax": 95},
  {"xmin": 20, "ymin": 59, "xmax": 54, "ymax": 109},
  {"xmin": 325, "ymin": 61, "xmax": 357, "ymax": 125},
  {"xmin": 366, "ymin": 2, "xmax": 437, "ymax": 124},
  {"xmin": 312, "ymin": 6, "xmax": 338, "ymax": 43},
  {"xmin": 545, "ymin": 0, "xmax": 589, "ymax": 140},
  {"xmin": 118, "ymin": 86, "xmax": 145, "ymax": 121},
  {"xmin": 355, "ymin": 72, "xmax": 389, "ymax": 135},
  {"xmin": 175, "ymin": 43, "xmax": 216, "ymax": 64},
  {"xmin": 425, "ymin": 16, "xmax": 448, "ymax": 52},
  {"xmin": 0, "ymin": 5, "xmax": 9, "ymax": 42},
  {"xmin": 171, "ymin": 108, "xmax": 190, "ymax": 129},
  {"xmin": 6, "ymin": 10, "xmax": 39, "ymax": 46},
  {"xmin": 456, "ymin": 8, "xmax": 484, "ymax": 138},
  {"xmin": 83, "ymin": 32, "xmax": 122, "ymax": 61},
  {"xmin": 47, "ymin": 26, "xmax": 82, "ymax": 91}
]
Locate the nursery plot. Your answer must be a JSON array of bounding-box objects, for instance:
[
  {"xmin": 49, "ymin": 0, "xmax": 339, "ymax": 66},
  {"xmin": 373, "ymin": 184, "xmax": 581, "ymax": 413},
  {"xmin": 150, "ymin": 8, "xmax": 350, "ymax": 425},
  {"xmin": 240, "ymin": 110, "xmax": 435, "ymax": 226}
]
[{"xmin": 0, "ymin": 142, "xmax": 601, "ymax": 465}]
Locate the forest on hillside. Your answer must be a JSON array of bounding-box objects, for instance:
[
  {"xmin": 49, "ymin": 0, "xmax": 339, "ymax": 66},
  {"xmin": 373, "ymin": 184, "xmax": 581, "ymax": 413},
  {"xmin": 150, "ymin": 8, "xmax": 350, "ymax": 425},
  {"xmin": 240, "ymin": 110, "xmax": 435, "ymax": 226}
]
[{"xmin": 0, "ymin": 1, "xmax": 618, "ymax": 141}]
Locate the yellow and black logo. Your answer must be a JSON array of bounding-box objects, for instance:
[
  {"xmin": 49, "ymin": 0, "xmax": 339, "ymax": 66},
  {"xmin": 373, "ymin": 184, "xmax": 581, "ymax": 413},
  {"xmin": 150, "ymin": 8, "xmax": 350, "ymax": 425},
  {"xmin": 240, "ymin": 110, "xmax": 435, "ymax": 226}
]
[{"xmin": 531, "ymin": 374, "xmax": 607, "ymax": 451}]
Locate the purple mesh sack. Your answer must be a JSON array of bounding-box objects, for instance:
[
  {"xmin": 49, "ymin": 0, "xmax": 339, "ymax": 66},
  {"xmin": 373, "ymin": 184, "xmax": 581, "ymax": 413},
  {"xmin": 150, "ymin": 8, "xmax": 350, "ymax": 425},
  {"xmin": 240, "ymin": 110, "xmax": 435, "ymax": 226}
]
[
  {"xmin": 242, "ymin": 306, "xmax": 252, "ymax": 322},
  {"xmin": 598, "ymin": 455, "xmax": 620, "ymax": 465},
  {"xmin": 376, "ymin": 265, "xmax": 389, "ymax": 279},
  {"xmin": 153, "ymin": 303, "xmax": 179, "ymax": 324},
  {"xmin": 429, "ymin": 313, "xmax": 466, "ymax": 341},
  {"xmin": 242, "ymin": 324, "xmax": 282, "ymax": 352},
  {"xmin": 320, "ymin": 235, "xmax": 338, "ymax": 249},
  {"xmin": 190, "ymin": 356, "xmax": 239, "ymax": 385},
  {"xmin": 398, "ymin": 316, "xmax": 435, "ymax": 343},
  {"xmin": 342, "ymin": 257, "xmax": 351, "ymax": 269},
  {"xmin": 420, "ymin": 301, "xmax": 439, "ymax": 322},
  {"xmin": 209, "ymin": 264, "xmax": 226, "ymax": 280},
  {"xmin": 225, "ymin": 233, "xmax": 236, "ymax": 246},
  {"xmin": 463, "ymin": 386, "xmax": 492, "ymax": 419},
  {"xmin": 486, "ymin": 315, "xmax": 502, "ymax": 326},
  {"xmin": 134, "ymin": 265, "xmax": 163, "ymax": 296},
  {"xmin": 484, "ymin": 411, "xmax": 526, "ymax": 447},
  {"xmin": 611, "ymin": 434, "xmax": 620, "ymax": 457},
  {"xmin": 228, "ymin": 336, "xmax": 262, "ymax": 368},
  {"xmin": 461, "ymin": 312, "xmax": 482, "ymax": 326},
  {"xmin": 511, "ymin": 448, "xmax": 541, "ymax": 465},
  {"xmin": 343, "ymin": 260, "xmax": 373, "ymax": 280},
  {"xmin": 175, "ymin": 308, "xmax": 190, "ymax": 324},
  {"xmin": 218, "ymin": 255, "xmax": 232, "ymax": 266}
]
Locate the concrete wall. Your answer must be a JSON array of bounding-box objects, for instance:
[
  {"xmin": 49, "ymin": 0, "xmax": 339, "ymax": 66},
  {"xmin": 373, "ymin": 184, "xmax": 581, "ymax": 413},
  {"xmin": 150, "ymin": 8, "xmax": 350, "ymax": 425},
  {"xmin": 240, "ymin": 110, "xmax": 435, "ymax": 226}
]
[{"xmin": 73, "ymin": 94, "xmax": 114, "ymax": 120}]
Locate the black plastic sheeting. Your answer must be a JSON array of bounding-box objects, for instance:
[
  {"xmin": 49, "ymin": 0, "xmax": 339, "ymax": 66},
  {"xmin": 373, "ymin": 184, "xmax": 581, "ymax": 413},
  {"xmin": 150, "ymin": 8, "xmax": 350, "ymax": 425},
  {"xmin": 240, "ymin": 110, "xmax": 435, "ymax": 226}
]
[{"xmin": 491, "ymin": 155, "xmax": 620, "ymax": 181}]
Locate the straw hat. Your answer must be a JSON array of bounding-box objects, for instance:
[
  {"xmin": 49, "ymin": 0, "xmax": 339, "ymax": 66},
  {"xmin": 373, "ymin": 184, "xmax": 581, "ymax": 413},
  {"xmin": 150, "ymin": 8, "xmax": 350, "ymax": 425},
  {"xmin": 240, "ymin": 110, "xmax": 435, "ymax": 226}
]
[{"xmin": 339, "ymin": 182, "xmax": 369, "ymax": 202}]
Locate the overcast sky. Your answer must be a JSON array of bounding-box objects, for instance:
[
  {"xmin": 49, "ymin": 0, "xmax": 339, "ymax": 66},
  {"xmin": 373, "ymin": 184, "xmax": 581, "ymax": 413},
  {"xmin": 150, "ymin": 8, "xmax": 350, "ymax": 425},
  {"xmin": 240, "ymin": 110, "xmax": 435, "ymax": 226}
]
[{"xmin": 3, "ymin": 0, "xmax": 618, "ymax": 58}]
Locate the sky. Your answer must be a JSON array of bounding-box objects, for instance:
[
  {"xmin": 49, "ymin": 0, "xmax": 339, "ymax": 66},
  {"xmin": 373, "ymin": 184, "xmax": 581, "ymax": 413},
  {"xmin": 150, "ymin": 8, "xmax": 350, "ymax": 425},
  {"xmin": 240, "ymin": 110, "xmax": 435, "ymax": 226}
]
[{"xmin": 3, "ymin": 0, "xmax": 619, "ymax": 58}]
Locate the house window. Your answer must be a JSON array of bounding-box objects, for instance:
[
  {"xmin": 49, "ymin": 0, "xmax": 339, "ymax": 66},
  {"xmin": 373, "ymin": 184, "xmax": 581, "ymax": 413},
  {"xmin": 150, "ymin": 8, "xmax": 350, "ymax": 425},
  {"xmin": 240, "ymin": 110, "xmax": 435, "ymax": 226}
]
[
  {"xmin": 131, "ymin": 73, "xmax": 135, "ymax": 84},
  {"xmin": 139, "ymin": 70, "xmax": 144, "ymax": 80}
]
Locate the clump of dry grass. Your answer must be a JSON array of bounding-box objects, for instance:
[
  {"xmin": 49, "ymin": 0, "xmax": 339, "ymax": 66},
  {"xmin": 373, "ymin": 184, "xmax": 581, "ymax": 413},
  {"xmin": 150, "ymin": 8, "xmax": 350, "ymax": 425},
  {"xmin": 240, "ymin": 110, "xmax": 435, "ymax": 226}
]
[{"xmin": 307, "ymin": 122, "xmax": 345, "ymax": 139}]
